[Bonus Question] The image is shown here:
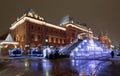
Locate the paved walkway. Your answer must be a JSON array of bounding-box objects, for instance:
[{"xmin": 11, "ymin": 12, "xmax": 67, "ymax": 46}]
[
  {"xmin": 96, "ymin": 56, "xmax": 120, "ymax": 76},
  {"xmin": 0, "ymin": 55, "xmax": 9, "ymax": 60},
  {"xmin": 109, "ymin": 56, "xmax": 120, "ymax": 61},
  {"xmin": 1, "ymin": 55, "xmax": 120, "ymax": 76}
]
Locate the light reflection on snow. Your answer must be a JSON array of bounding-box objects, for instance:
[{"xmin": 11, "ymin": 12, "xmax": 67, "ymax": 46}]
[
  {"xmin": 71, "ymin": 59, "xmax": 103, "ymax": 76},
  {"xmin": 9, "ymin": 58, "xmax": 105, "ymax": 76}
]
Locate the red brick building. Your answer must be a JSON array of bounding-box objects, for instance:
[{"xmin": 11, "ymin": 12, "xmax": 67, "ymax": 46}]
[
  {"xmin": 98, "ymin": 32, "xmax": 111, "ymax": 48},
  {"xmin": 9, "ymin": 10, "xmax": 92, "ymax": 51}
]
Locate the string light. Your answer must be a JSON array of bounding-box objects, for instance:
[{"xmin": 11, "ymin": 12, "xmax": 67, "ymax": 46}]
[{"xmin": 10, "ymin": 17, "xmax": 66, "ymax": 31}]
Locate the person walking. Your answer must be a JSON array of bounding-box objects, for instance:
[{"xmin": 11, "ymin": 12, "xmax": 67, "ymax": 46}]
[{"xmin": 111, "ymin": 51, "xmax": 114, "ymax": 58}]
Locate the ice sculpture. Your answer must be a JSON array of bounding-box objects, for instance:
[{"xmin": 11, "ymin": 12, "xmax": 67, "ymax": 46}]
[{"xmin": 70, "ymin": 39, "xmax": 110, "ymax": 58}]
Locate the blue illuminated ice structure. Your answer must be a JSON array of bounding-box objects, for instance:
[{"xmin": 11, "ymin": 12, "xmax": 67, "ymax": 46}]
[
  {"xmin": 43, "ymin": 46, "xmax": 54, "ymax": 58},
  {"xmin": 27, "ymin": 47, "xmax": 43, "ymax": 57},
  {"xmin": 70, "ymin": 39, "xmax": 110, "ymax": 58},
  {"xmin": 60, "ymin": 39, "xmax": 82, "ymax": 55},
  {"xmin": 8, "ymin": 48, "xmax": 23, "ymax": 57}
]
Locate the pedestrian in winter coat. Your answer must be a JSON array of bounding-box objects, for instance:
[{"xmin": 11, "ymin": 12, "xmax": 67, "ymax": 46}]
[{"xmin": 111, "ymin": 51, "xmax": 114, "ymax": 58}]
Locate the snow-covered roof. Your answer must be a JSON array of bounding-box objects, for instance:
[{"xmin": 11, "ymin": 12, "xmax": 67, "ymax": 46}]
[{"xmin": 0, "ymin": 33, "xmax": 18, "ymax": 45}]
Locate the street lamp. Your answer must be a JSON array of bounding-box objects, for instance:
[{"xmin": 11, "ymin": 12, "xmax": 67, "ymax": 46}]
[
  {"xmin": 0, "ymin": 45, "xmax": 2, "ymax": 55},
  {"xmin": 45, "ymin": 39, "xmax": 49, "ymax": 58},
  {"xmin": 45, "ymin": 39, "xmax": 48, "ymax": 43},
  {"xmin": 45, "ymin": 39, "xmax": 48, "ymax": 47}
]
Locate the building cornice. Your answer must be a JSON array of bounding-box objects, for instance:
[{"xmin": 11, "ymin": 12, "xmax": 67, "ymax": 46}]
[
  {"xmin": 10, "ymin": 17, "xmax": 66, "ymax": 31},
  {"xmin": 0, "ymin": 41, "xmax": 19, "ymax": 45},
  {"xmin": 66, "ymin": 24, "xmax": 93, "ymax": 33},
  {"xmin": 10, "ymin": 16, "xmax": 93, "ymax": 33}
]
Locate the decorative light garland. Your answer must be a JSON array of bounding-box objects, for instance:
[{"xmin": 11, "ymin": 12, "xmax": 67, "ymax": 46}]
[
  {"xmin": 66, "ymin": 24, "xmax": 93, "ymax": 33},
  {"xmin": 0, "ymin": 41, "xmax": 19, "ymax": 45},
  {"xmin": 10, "ymin": 17, "xmax": 66, "ymax": 31}
]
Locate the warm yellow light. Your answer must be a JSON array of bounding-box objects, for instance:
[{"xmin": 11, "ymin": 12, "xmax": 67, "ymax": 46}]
[
  {"xmin": 34, "ymin": 36, "xmax": 38, "ymax": 41},
  {"xmin": 28, "ymin": 12, "xmax": 33, "ymax": 17},
  {"xmin": 14, "ymin": 45, "xmax": 17, "ymax": 48},
  {"xmin": 49, "ymin": 37, "xmax": 51, "ymax": 43},
  {"xmin": 66, "ymin": 24, "xmax": 93, "ymax": 33},
  {"xmin": 34, "ymin": 14, "xmax": 38, "ymax": 18},
  {"xmin": 62, "ymin": 39, "xmax": 64, "ymax": 44},
  {"xmin": 4, "ymin": 45, "xmax": 8, "ymax": 48},
  {"xmin": 0, "ymin": 41, "xmax": 19, "ymax": 45},
  {"xmin": 58, "ymin": 39, "xmax": 60, "ymax": 44},
  {"xmin": 10, "ymin": 17, "xmax": 66, "ymax": 31},
  {"xmin": 45, "ymin": 39, "xmax": 48, "ymax": 42}
]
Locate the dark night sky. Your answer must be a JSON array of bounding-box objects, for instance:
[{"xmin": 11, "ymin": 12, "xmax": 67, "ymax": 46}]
[{"xmin": 0, "ymin": 0, "xmax": 120, "ymax": 46}]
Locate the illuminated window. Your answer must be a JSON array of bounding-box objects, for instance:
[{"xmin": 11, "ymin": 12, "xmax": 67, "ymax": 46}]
[
  {"xmin": 58, "ymin": 38, "xmax": 60, "ymax": 44},
  {"xmin": 62, "ymin": 39, "xmax": 65, "ymax": 44},
  {"xmin": 34, "ymin": 35, "xmax": 38, "ymax": 41},
  {"xmin": 21, "ymin": 36, "xmax": 24, "ymax": 42}
]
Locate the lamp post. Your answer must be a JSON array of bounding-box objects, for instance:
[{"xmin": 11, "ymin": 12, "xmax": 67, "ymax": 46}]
[
  {"xmin": 45, "ymin": 39, "xmax": 48, "ymax": 47},
  {"xmin": 45, "ymin": 39, "xmax": 48, "ymax": 58},
  {"xmin": 0, "ymin": 45, "xmax": 2, "ymax": 55}
]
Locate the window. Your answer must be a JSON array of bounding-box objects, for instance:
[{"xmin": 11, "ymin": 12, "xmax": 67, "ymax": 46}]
[
  {"xmin": 31, "ymin": 34, "xmax": 34, "ymax": 40},
  {"xmin": 38, "ymin": 35, "xmax": 40, "ymax": 40},
  {"xmin": 45, "ymin": 28, "xmax": 48, "ymax": 32},
  {"xmin": 31, "ymin": 26, "xmax": 34, "ymax": 30},
  {"xmin": 72, "ymin": 33, "xmax": 75, "ymax": 37},
  {"xmin": 56, "ymin": 38, "xmax": 58, "ymax": 43},
  {"xmin": 38, "ymin": 27, "xmax": 40, "ymax": 30},
  {"xmin": 64, "ymin": 39, "xmax": 66, "ymax": 43},
  {"xmin": 46, "ymin": 36, "xmax": 48, "ymax": 39},
  {"xmin": 51, "ymin": 37, "xmax": 53, "ymax": 43},
  {"xmin": 60, "ymin": 39, "xmax": 62, "ymax": 44},
  {"xmin": 72, "ymin": 39, "xmax": 74, "ymax": 42},
  {"xmin": 62, "ymin": 39, "xmax": 65, "ymax": 44}
]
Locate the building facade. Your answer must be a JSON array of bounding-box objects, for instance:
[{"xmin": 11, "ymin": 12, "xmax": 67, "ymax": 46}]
[
  {"xmin": 98, "ymin": 32, "xmax": 111, "ymax": 48},
  {"xmin": 9, "ymin": 10, "xmax": 92, "ymax": 51}
]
